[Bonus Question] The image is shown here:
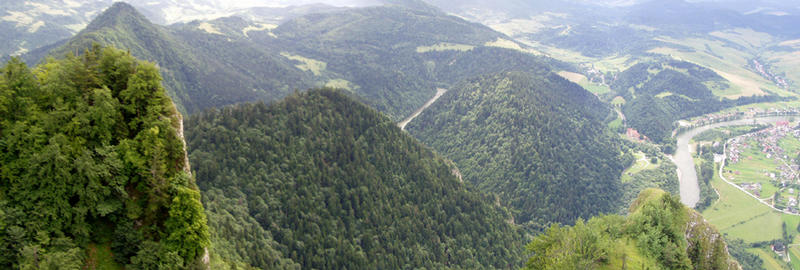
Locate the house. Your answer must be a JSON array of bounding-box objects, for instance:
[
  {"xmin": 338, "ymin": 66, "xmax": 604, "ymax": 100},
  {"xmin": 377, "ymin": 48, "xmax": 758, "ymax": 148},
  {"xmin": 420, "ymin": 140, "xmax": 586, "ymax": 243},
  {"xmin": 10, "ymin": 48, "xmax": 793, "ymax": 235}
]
[{"xmin": 626, "ymin": 128, "xmax": 643, "ymax": 141}]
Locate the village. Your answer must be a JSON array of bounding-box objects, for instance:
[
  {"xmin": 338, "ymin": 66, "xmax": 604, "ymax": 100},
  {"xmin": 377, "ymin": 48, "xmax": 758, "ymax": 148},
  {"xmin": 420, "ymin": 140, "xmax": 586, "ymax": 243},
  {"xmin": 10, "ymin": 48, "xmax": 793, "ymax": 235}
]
[
  {"xmin": 725, "ymin": 121, "xmax": 800, "ymax": 213},
  {"xmin": 681, "ymin": 107, "xmax": 800, "ymax": 129}
]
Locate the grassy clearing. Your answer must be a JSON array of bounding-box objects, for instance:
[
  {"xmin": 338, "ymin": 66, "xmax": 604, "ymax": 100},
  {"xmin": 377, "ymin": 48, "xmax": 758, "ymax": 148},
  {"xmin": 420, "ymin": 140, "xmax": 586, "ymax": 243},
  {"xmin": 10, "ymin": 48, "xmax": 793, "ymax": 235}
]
[
  {"xmin": 325, "ymin": 79, "xmax": 356, "ymax": 91},
  {"xmin": 600, "ymin": 238, "xmax": 660, "ymax": 270},
  {"xmin": 557, "ymin": 71, "xmax": 612, "ymax": 94},
  {"xmin": 621, "ymin": 152, "xmax": 659, "ymax": 183},
  {"xmin": 280, "ymin": 52, "xmax": 327, "ymax": 76},
  {"xmin": 484, "ymin": 38, "xmax": 540, "ymax": 55},
  {"xmin": 702, "ymin": 169, "xmax": 788, "ymax": 242},
  {"xmin": 416, "ymin": 42, "xmax": 475, "ymax": 53},
  {"xmin": 790, "ymin": 246, "xmax": 800, "ymax": 270},
  {"xmin": 709, "ymin": 28, "xmax": 775, "ymax": 52},
  {"xmin": 611, "ymin": 96, "xmax": 626, "ymax": 106},
  {"xmin": 83, "ymin": 243, "xmax": 122, "ymax": 270},
  {"xmin": 608, "ymin": 117, "xmax": 623, "ymax": 130},
  {"xmin": 751, "ymin": 248, "xmax": 789, "ymax": 270},
  {"xmin": 647, "ymin": 35, "xmax": 791, "ymax": 99}
]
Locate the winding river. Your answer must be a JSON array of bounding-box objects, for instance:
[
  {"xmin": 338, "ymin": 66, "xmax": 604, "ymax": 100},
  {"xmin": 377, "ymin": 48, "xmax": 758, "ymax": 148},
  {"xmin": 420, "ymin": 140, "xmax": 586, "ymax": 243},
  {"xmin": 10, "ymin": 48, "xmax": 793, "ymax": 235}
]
[{"xmin": 673, "ymin": 116, "xmax": 793, "ymax": 207}]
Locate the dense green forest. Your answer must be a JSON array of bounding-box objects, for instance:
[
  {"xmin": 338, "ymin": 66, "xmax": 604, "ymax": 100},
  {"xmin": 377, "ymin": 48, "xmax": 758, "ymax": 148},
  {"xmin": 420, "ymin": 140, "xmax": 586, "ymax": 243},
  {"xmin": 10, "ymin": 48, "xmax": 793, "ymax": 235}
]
[
  {"xmin": 185, "ymin": 88, "xmax": 526, "ymax": 269},
  {"xmin": 26, "ymin": 2, "xmax": 566, "ymax": 123},
  {"xmin": 525, "ymin": 189, "xmax": 741, "ymax": 270},
  {"xmin": 24, "ymin": 2, "xmax": 312, "ymax": 115},
  {"xmin": 406, "ymin": 71, "xmax": 626, "ymax": 229},
  {"xmin": 0, "ymin": 46, "xmax": 209, "ymax": 268},
  {"xmin": 616, "ymin": 60, "xmax": 789, "ymax": 144}
]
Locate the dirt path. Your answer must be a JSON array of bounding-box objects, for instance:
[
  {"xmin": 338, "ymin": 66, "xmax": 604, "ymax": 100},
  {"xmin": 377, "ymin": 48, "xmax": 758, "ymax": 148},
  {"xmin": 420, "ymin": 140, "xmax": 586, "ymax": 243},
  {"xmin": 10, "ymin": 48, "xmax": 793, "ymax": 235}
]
[{"xmin": 398, "ymin": 88, "xmax": 448, "ymax": 130}]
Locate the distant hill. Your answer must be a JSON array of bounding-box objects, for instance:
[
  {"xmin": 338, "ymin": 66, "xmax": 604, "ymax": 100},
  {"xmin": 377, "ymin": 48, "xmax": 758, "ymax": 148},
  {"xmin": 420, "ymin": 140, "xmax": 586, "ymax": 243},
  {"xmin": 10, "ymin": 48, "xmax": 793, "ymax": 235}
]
[
  {"xmin": 24, "ymin": 2, "xmax": 312, "ymax": 114},
  {"xmin": 614, "ymin": 60, "xmax": 787, "ymax": 144},
  {"xmin": 27, "ymin": 2, "xmax": 555, "ymax": 121},
  {"xmin": 185, "ymin": 88, "xmax": 526, "ymax": 269},
  {"xmin": 407, "ymin": 71, "xmax": 627, "ymax": 229}
]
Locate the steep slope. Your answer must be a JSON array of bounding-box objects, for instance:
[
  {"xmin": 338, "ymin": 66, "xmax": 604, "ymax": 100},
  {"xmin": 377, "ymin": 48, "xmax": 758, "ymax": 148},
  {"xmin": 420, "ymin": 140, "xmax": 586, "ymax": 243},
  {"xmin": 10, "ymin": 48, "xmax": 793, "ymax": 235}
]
[
  {"xmin": 28, "ymin": 2, "xmax": 552, "ymax": 121},
  {"xmin": 0, "ymin": 46, "xmax": 209, "ymax": 268},
  {"xmin": 526, "ymin": 189, "xmax": 741, "ymax": 270},
  {"xmin": 266, "ymin": 4, "xmax": 510, "ymax": 119},
  {"xmin": 185, "ymin": 88, "xmax": 526, "ymax": 269},
  {"xmin": 25, "ymin": 2, "xmax": 312, "ymax": 114},
  {"xmin": 406, "ymin": 71, "xmax": 626, "ymax": 228}
]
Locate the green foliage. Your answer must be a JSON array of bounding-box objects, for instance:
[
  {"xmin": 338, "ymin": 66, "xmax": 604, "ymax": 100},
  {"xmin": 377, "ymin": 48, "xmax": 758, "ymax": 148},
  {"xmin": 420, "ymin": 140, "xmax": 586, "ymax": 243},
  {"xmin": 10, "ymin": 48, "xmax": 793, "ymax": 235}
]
[
  {"xmin": 0, "ymin": 45, "xmax": 208, "ymax": 268},
  {"xmin": 407, "ymin": 71, "xmax": 626, "ymax": 228},
  {"xmin": 726, "ymin": 238, "xmax": 765, "ymax": 270},
  {"xmin": 186, "ymin": 88, "xmax": 526, "ymax": 269},
  {"xmin": 526, "ymin": 219, "xmax": 615, "ymax": 269},
  {"xmin": 525, "ymin": 189, "xmax": 741, "ymax": 270},
  {"xmin": 616, "ymin": 60, "xmax": 790, "ymax": 143},
  {"xmin": 29, "ymin": 2, "xmax": 565, "ymax": 124},
  {"xmin": 165, "ymin": 186, "xmax": 211, "ymax": 262},
  {"xmin": 695, "ymin": 145, "xmax": 719, "ymax": 212}
]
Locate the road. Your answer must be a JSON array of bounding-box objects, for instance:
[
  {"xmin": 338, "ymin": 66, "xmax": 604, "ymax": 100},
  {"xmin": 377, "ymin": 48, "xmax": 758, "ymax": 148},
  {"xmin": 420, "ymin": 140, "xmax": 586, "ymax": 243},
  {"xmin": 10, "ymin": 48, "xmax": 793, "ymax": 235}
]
[
  {"xmin": 718, "ymin": 136, "xmax": 800, "ymax": 216},
  {"xmin": 672, "ymin": 116, "xmax": 791, "ymax": 207},
  {"xmin": 398, "ymin": 88, "xmax": 448, "ymax": 130}
]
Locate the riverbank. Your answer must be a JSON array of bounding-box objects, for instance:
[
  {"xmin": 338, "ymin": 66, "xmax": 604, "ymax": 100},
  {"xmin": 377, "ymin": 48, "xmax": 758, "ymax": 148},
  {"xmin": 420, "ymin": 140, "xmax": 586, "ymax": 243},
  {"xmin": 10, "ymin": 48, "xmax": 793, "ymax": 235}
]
[{"xmin": 672, "ymin": 116, "xmax": 793, "ymax": 207}]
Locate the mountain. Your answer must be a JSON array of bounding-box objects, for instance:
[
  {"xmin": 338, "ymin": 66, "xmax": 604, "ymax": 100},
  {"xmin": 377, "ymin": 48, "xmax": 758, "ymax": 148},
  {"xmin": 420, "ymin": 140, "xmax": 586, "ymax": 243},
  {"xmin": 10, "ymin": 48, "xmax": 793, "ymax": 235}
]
[
  {"xmin": 185, "ymin": 88, "xmax": 526, "ymax": 269},
  {"xmin": 615, "ymin": 60, "xmax": 788, "ymax": 144},
  {"xmin": 25, "ymin": 2, "xmax": 312, "ymax": 114},
  {"xmin": 0, "ymin": 0, "xmax": 110, "ymax": 57},
  {"xmin": 525, "ymin": 189, "xmax": 742, "ymax": 270},
  {"xmin": 0, "ymin": 45, "xmax": 209, "ymax": 269},
  {"xmin": 406, "ymin": 71, "xmax": 627, "ymax": 229},
  {"xmin": 27, "ymin": 2, "xmax": 555, "ymax": 120}
]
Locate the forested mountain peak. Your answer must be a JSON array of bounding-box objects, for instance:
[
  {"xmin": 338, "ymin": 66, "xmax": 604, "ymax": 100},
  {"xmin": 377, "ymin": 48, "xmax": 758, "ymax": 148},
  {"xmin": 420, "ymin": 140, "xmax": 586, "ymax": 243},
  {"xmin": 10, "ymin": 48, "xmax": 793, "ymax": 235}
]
[
  {"xmin": 84, "ymin": 2, "xmax": 145, "ymax": 33},
  {"xmin": 407, "ymin": 71, "xmax": 627, "ymax": 229},
  {"xmin": 0, "ymin": 45, "xmax": 209, "ymax": 268},
  {"xmin": 186, "ymin": 88, "xmax": 527, "ymax": 269}
]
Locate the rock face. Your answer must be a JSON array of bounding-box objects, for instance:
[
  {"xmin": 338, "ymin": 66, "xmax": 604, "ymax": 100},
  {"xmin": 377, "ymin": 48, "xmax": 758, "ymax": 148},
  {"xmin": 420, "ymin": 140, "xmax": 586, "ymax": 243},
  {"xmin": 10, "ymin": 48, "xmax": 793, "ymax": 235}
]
[{"xmin": 684, "ymin": 210, "xmax": 742, "ymax": 270}]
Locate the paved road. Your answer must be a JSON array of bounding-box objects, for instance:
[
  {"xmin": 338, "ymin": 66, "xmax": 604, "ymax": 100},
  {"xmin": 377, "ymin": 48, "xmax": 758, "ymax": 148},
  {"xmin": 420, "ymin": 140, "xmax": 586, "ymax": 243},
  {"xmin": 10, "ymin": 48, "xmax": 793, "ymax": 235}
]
[
  {"xmin": 398, "ymin": 88, "xmax": 448, "ymax": 130},
  {"xmin": 673, "ymin": 116, "xmax": 791, "ymax": 207},
  {"xmin": 717, "ymin": 139, "xmax": 800, "ymax": 216}
]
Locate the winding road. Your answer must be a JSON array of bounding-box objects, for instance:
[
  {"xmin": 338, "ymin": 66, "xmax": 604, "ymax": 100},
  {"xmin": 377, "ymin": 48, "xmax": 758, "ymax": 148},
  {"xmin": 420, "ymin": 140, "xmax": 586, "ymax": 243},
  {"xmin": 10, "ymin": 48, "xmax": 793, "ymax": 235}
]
[
  {"xmin": 718, "ymin": 139, "xmax": 800, "ymax": 216},
  {"xmin": 673, "ymin": 116, "xmax": 792, "ymax": 207},
  {"xmin": 398, "ymin": 88, "xmax": 448, "ymax": 130}
]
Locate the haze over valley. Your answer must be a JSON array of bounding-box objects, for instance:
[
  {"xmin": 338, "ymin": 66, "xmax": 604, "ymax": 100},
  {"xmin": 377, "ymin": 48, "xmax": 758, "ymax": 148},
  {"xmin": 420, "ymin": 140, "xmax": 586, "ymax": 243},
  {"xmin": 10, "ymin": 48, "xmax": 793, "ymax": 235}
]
[{"xmin": 3, "ymin": 0, "xmax": 800, "ymax": 269}]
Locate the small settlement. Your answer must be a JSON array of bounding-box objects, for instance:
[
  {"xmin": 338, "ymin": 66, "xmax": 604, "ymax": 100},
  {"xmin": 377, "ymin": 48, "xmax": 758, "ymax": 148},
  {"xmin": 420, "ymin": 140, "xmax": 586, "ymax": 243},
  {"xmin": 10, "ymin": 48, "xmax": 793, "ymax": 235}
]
[{"xmin": 725, "ymin": 121, "xmax": 800, "ymax": 213}]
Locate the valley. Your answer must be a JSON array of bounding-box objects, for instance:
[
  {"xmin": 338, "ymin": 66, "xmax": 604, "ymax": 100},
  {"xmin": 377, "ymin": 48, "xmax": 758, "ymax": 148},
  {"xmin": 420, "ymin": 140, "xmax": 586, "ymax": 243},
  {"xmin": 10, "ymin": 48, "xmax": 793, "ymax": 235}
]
[{"xmin": 3, "ymin": 0, "xmax": 800, "ymax": 269}]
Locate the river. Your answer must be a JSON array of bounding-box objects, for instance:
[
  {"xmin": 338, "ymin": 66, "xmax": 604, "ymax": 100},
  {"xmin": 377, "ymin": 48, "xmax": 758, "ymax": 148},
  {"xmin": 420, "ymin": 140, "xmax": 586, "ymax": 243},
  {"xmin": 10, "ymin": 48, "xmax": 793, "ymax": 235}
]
[{"xmin": 673, "ymin": 116, "xmax": 793, "ymax": 207}]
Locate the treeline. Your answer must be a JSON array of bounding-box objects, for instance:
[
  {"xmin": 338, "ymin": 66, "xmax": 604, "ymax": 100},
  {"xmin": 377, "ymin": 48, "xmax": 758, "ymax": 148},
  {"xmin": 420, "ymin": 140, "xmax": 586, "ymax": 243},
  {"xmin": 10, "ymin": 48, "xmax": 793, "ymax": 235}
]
[
  {"xmin": 695, "ymin": 145, "xmax": 719, "ymax": 211},
  {"xmin": 525, "ymin": 189, "xmax": 741, "ymax": 270},
  {"xmin": 185, "ymin": 88, "xmax": 527, "ymax": 269},
  {"xmin": 407, "ymin": 71, "xmax": 626, "ymax": 229},
  {"xmin": 0, "ymin": 45, "xmax": 209, "ymax": 268}
]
